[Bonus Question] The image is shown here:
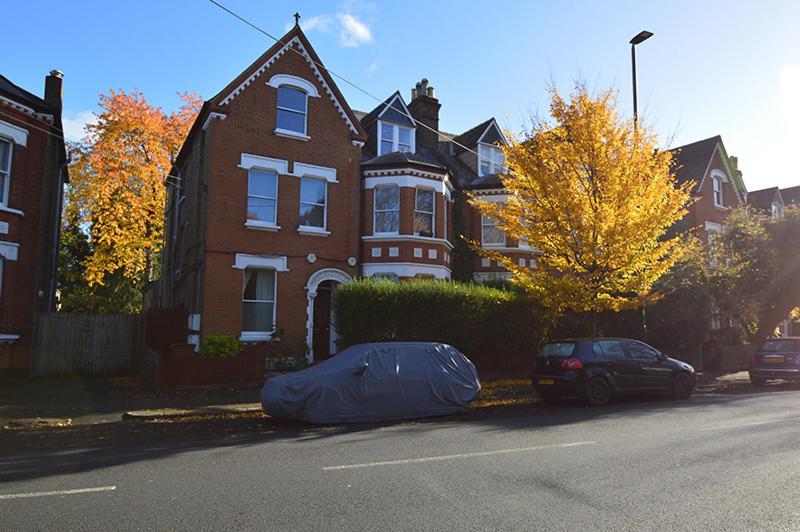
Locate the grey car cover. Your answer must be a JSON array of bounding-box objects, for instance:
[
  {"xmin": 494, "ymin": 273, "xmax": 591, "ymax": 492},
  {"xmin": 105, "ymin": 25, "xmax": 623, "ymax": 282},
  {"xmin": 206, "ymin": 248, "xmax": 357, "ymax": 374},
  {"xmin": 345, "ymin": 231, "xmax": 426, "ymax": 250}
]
[{"xmin": 260, "ymin": 342, "xmax": 481, "ymax": 423}]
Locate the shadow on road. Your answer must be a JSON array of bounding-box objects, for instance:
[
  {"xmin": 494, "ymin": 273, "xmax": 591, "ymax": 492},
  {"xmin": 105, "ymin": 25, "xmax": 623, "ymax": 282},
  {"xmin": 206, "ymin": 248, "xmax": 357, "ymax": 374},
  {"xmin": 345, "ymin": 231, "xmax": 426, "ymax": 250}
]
[{"xmin": 2, "ymin": 380, "xmax": 799, "ymax": 486}]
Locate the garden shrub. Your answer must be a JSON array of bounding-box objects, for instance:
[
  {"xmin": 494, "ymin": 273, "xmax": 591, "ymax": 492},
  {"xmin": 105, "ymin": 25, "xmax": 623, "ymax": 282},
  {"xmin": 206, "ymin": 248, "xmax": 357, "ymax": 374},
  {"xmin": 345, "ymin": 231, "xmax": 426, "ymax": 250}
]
[
  {"xmin": 199, "ymin": 335, "xmax": 241, "ymax": 358},
  {"xmin": 333, "ymin": 279, "xmax": 549, "ymax": 372}
]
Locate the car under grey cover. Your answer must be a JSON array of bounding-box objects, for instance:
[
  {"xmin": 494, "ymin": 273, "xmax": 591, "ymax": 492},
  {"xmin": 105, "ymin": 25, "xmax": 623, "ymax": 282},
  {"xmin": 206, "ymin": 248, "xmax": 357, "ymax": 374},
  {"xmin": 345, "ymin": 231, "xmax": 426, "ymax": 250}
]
[{"xmin": 260, "ymin": 342, "xmax": 481, "ymax": 423}]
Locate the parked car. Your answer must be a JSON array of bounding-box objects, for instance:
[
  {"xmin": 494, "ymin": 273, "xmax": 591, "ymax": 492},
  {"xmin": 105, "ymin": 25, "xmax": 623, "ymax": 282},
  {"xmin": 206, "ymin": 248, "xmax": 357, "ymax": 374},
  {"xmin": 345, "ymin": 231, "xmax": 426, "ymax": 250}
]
[
  {"xmin": 749, "ymin": 337, "xmax": 800, "ymax": 386},
  {"xmin": 531, "ymin": 338, "xmax": 695, "ymax": 406},
  {"xmin": 261, "ymin": 342, "xmax": 481, "ymax": 423}
]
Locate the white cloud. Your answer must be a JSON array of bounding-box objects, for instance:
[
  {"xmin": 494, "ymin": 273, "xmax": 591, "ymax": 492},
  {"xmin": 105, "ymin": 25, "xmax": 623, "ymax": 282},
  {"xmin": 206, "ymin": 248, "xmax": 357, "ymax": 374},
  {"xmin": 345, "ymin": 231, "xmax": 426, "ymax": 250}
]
[
  {"xmin": 61, "ymin": 110, "xmax": 97, "ymax": 142},
  {"xmin": 336, "ymin": 13, "xmax": 373, "ymax": 48},
  {"xmin": 365, "ymin": 59, "xmax": 383, "ymax": 76}
]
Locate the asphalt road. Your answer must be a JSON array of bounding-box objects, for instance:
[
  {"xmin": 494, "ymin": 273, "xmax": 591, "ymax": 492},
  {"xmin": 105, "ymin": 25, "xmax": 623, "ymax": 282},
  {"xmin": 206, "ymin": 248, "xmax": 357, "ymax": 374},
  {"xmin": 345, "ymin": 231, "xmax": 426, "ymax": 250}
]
[{"xmin": 3, "ymin": 384, "xmax": 800, "ymax": 531}]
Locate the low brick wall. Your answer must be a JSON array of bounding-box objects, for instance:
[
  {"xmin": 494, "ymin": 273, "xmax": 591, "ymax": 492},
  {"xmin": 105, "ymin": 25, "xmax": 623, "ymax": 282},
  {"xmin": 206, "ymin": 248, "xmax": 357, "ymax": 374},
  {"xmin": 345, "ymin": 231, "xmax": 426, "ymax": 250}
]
[{"xmin": 155, "ymin": 344, "xmax": 266, "ymax": 388}]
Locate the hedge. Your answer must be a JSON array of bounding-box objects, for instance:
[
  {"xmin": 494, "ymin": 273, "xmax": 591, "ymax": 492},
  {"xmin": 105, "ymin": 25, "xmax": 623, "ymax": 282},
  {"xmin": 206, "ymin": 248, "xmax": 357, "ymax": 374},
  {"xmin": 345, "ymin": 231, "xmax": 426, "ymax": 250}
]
[{"xmin": 333, "ymin": 279, "xmax": 549, "ymax": 373}]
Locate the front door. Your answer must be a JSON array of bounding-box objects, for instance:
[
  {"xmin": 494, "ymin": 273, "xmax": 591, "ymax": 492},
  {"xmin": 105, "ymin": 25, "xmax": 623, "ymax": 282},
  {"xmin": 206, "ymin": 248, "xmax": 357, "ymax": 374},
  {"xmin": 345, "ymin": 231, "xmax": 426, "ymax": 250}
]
[{"xmin": 312, "ymin": 281, "xmax": 335, "ymax": 360}]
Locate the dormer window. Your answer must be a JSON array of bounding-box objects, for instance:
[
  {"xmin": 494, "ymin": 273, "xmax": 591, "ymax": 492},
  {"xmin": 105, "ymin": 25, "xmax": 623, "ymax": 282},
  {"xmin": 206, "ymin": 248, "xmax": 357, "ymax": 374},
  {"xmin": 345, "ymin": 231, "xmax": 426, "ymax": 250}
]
[
  {"xmin": 379, "ymin": 121, "xmax": 414, "ymax": 155},
  {"xmin": 712, "ymin": 176, "xmax": 723, "ymax": 207},
  {"xmin": 478, "ymin": 143, "xmax": 506, "ymax": 177},
  {"xmin": 276, "ymin": 86, "xmax": 308, "ymax": 136}
]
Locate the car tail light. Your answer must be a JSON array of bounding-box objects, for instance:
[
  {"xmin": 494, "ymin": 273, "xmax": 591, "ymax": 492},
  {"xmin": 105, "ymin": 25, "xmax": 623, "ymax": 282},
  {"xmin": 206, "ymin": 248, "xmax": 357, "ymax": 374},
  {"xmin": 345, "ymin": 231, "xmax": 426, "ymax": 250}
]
[{"xmin": 561, "ymin": 357, "xmax": 583, "ymax": 370}]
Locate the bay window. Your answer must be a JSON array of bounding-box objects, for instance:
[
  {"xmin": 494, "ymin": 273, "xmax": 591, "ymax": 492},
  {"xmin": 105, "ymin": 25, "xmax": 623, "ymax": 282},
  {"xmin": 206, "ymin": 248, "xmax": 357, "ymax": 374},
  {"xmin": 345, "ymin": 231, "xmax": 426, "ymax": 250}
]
[
  {"xmin": 481, "ymin": 214, "xmax": 506, "ymax": 246},
  {"xmin": 276, "ymin": 86, "xmax": 308, "ymax": 136},
  {"xmin": 374, "ymin": 186, "xmax": 399, "ymax": 234},
  {"xmin": 299, "ymin": 177, "xmax": 327, "ymax": 229},
  {"xmin": 414, "ymin": 188, "xmax": 435, "ymax": 237},
  {"xmin": 0, "ymin": 138, "xmax": 11, "ymax": 206},
  {"xmin": 242, "ymin": 268, "xmax": 276, "ymax": 336},
  {"xmin": 379, "ymin": 121, "xmax": 414, "ymax": 155},
  {"xmin": 478, "ymin": 143, "xmax": 506, "ymax": 177},
  {"xmin": 247, "ymin": 169, "xmax": 278, "ymax": 225}
]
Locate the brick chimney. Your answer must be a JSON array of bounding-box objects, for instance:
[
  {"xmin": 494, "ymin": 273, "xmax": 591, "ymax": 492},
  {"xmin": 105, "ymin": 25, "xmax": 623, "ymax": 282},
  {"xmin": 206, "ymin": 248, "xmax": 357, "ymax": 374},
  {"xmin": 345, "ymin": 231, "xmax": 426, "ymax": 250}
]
[
  {"xmin": 44, "ymin": 70, "xmax": 64, "ymax": 111},
  {"xmin": 408, "ymin": 78, "xmax": 441, "ymax": 152}
]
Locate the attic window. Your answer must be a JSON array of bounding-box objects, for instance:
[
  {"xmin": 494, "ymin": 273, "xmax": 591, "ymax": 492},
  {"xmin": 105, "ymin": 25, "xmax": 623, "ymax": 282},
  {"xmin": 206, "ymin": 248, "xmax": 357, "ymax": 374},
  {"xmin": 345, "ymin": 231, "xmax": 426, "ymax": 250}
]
[
  {"xmin": 276, "ymin": 86, "xmax": 308, "ymax": 137},
  {"xmin": 379, "ymin": 121, "xmax": 414, "ymax": 155},
  {"xmin": 478, "ymin": 143, "xmax": 506, "ymax": 177},
  {"xmin": 712, "ymin": 176, "xmax": 723, "ymax": 207}
]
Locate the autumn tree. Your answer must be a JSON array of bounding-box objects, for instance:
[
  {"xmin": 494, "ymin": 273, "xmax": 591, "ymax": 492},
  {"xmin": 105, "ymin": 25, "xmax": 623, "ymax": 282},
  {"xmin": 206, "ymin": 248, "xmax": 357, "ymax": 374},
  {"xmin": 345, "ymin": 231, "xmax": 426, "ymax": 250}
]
[
  {"xmin": 65, "ymin": 90, "xmax": 201, "ymax": 311},
  {"xmin": 470, "ymin": 84, "xmax": 694, "ymax": 329},
  {"xmin": 703, "ymin": 206, "xmax": 800, "ymax": 346}
]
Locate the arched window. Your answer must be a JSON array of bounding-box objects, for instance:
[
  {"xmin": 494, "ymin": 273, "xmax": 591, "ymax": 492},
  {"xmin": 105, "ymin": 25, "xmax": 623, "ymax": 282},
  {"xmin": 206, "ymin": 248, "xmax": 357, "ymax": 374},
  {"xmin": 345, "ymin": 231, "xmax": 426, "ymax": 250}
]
[{"xmin": 276, "ymin": 86, "xmax": 308, "ymax": 135}]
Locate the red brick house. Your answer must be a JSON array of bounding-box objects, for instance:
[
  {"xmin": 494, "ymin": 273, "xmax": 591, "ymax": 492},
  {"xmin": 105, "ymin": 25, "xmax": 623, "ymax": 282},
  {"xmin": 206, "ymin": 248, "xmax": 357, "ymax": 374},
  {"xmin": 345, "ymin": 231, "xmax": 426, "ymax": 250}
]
[
  {"xmin": 0, "ymin": 72, "xmax": 68, "ymax": 371},
  {"xmin": 159, "ymin": 25, "xmax": 534, "ymax": 361}
]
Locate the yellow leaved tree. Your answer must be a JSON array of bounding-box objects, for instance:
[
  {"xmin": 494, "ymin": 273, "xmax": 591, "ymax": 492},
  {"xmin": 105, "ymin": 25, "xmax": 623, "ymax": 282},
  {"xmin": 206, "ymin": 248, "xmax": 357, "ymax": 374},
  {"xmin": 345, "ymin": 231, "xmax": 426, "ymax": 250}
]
[
  {"xmin": 66, "ymin": 90, "xmax": 201, "ymax": 296},
  {"xmin": 470, "ymin": 84, "xmax": 694, "ymax": 330}
]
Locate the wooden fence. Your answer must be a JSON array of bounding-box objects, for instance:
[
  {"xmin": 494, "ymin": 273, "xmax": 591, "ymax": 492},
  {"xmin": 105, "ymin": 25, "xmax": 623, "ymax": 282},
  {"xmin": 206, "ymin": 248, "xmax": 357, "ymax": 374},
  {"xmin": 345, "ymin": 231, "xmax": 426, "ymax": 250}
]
[{"xmin": 32, "ymin": 313, "xmax": 144, "ymax": 376}]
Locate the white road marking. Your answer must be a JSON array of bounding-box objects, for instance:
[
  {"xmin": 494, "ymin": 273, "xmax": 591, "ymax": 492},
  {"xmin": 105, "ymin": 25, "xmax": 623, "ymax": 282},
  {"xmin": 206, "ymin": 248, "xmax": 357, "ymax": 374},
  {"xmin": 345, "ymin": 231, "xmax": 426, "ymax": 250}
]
[
  {"xmin": 0, "ymin": 485, "xmax": 116, "ymax": 500},
  {"xmin": 698, "ymin": 417, "xmax": 800, "ymax": 432},
  {"xmin": 322, "ymin": 441, "xmax": 595, "ymax": 471}
]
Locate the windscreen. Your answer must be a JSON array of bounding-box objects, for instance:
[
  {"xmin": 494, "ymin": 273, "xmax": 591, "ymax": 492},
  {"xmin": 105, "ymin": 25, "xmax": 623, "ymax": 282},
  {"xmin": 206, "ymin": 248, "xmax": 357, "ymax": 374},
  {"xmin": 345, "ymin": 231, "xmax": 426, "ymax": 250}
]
[
  {"xmin": 539, "ymin": 341, "xmax": 577, "ymax": 357},
  {"xmin": 760, "ymin": 339, "xmax": 800, "ymax": 353}
]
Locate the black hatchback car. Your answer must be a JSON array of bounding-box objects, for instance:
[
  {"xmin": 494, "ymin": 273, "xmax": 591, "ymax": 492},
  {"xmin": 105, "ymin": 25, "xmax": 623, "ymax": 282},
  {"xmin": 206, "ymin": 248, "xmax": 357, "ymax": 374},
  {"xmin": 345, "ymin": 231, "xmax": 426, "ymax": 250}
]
[
  {"xmin": 531, "ymin": 338, "xmax": 695, "ymax": 406},
  {"xmin": 749, "ymin": 337, "xmax": 800, "ymax": 385}
]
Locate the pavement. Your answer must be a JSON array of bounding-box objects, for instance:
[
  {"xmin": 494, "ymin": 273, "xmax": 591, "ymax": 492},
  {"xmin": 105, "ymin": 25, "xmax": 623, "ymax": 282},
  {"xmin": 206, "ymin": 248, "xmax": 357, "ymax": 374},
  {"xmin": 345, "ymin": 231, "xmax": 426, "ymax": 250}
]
[{"xmin": 2, "ymin": 378, "xmax": 800, "ymax": 530}]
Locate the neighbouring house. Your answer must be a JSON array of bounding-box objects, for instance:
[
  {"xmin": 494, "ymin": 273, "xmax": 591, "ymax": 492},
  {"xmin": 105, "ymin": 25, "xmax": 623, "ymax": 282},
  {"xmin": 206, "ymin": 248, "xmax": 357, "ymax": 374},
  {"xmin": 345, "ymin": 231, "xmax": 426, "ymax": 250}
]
[
  {"xmin": 0, "ymin": 71, "xmax": 68, "ymax": 371},
  {"xmin": 747, "ymin": 186, "xmax": 785, "ymax": 218},
  {"xmin": 158, "ymin": 24, "xmax": 533, "ymax": 362},
  {"xmin": 781, "ymin": 185, "xmax": 800, "ymax": 207}
]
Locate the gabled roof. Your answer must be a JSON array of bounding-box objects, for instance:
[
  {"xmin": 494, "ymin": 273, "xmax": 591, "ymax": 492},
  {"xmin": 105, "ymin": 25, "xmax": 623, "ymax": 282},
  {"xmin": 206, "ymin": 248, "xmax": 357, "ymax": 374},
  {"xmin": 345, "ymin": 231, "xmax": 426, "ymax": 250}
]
[
  {"xmin": 781, "ymin": 186, "xmax": 800, "ymax": 206},
  {"xmin": 208, "ymin": 24, "xmax": 365, "ymax": 139},
  {"xmin": 359, "ymin": 91, "xmax": 415, "ymax": 128},
  {"xmin": 669, "ymin": 135, "xmax": 721, "ymax": 190},
  {"xmin": 747, "ymin": 187, "xmax": 783, "ymax": 212},
  {"xmin": 0, "ymin": 74, "xmax": 54, "ymax": 114},
  {"xmin": 452, "ymin": 118, "xmax": 506, "ymax": 151}
]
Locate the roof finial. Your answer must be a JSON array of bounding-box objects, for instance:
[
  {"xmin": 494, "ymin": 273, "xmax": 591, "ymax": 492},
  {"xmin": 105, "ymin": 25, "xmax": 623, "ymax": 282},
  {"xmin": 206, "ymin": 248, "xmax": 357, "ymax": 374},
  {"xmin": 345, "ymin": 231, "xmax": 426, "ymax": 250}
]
[{"xmin": 294, "ymin": 12, "xmax": 301, "ymax": 27}]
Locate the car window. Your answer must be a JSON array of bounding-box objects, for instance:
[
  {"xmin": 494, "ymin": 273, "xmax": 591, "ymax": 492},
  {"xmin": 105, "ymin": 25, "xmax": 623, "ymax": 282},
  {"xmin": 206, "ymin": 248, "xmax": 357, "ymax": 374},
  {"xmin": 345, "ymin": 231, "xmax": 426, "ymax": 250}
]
[
  {"xmin": 539, "ymin": 342, "xmax": 577, "ymax": 357},
  {"xmin": 760, "ymin": 340, "xmax": 800, "ymax": 353},
  {"xmin": 625, "ymin": 340, "xmax": 660, "ymax": 361},
  {"xmin": 593, "ymin": 340, "xmax": 625, "ymax": 360}
]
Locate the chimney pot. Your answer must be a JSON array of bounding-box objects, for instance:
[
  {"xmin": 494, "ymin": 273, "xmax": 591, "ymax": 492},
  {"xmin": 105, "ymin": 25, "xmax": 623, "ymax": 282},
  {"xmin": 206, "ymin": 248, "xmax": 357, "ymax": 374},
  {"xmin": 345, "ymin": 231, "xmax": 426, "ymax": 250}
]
[
  {"xmin": 49, "ymin": 69, "xmax": 64, "ymax": 79},
  {"xmin": 426, "ymin": 86, "xmax": 435, "ymax": 98}
]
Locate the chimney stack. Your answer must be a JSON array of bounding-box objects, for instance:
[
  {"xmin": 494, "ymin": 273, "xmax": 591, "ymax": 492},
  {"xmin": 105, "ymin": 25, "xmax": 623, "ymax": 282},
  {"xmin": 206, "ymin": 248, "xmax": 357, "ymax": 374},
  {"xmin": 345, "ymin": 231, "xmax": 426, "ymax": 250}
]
[
  {"xmin": 44, "ymin": 70, "xmax": 64, "ymax": 111},
  {"xmin": 408, "ymin": 78, "xmax": 441, "ymax": 152}
]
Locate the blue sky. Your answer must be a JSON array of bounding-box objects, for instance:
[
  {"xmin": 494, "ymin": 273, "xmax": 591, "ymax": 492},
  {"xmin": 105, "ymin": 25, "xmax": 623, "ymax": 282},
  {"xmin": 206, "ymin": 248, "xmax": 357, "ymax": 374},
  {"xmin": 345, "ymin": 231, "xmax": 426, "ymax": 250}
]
[{"xmin": 6, "ymin": 0, "xmax": 800, "ymax": 190}]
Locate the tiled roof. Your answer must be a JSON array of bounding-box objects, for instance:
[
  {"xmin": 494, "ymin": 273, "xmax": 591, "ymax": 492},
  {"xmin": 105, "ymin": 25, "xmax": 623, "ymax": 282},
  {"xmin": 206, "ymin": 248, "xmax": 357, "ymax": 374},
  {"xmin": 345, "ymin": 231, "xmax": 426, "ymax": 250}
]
[
  {"xmin": 359, "ymin": 91, "xmax": 414, "ymax": 128},
  {"xmin": 747, "ymin": 187, "xmax": 781, "ymax": 211},
  {"xmin": 781, "ymin": 186, "xmax": 800, "ymax": 206},
  {"xmin": 361, "ymin": 147, "xmax": 447, "ymax": 172},
  {"xmin": 467, "ymin": 173, "xmax": 504, "ymax": 190},
  {"xmin": 668, "ymin": 135, "xmax": 721, "ymax": 190},
  {"xmin": 0, "ymin": 74, "xmax": 54, "ymax": 113},
  {"xmin": 452, "ymin": 118, "xmax": 494, "ymax": 151}
]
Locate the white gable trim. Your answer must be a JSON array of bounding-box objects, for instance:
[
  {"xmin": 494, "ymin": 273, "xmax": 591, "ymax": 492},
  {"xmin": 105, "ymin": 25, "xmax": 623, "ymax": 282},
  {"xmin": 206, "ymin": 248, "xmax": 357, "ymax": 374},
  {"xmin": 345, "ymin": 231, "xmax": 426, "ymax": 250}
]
[
  {"xmin": 267, "ymin": 74, "xmax": 320, "ymax": 97},
  {"xmin": 695, "ymin": 143, "xmax": 745, "ymax": 204},
  {"xmin": 219, "ymin": 36, "xmax": 359, "ymax": 136},
  {"xmin": 477, "ymin": 118, "xmax": 508, "ymax": 146},
  {"xmin": 0, "ymin": 119, "xmax": 28, "ymax": 147},
  {"xmin": 201, "ymin": 112, "xmax": 227, "ymax": 131},
  {"xmin": 377, "ymin": 93, "xmax": 415, "ymax": 126},
  {"xmin": 233, "ymin": 253, "xmax": 289, "ymax": 272}
]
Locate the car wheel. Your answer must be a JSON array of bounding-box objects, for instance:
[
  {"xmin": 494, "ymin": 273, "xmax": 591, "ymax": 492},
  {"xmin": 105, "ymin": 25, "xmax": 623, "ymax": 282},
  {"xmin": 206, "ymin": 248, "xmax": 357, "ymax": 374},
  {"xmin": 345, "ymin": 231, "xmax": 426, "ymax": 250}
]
[
  {"xmin": 672, "ymin": 372, "xmax": 693, "ymax": 399},
  {"xmin": 585, "ymin": 377, "xmax": 611, "ymax": 406},
  {"xmin": 750, "ymin": 376, "xmax": 767, "ymax": 386}
]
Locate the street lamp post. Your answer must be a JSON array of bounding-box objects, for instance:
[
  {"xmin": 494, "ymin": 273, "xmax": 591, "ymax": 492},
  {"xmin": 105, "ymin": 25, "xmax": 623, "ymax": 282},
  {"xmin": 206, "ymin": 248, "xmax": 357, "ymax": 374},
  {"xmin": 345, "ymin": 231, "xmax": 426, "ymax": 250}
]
[
  {"xmin": 629, "ymin": 30, "xmax": 653, "ymax": 340},
  {"xmin": 629, "ymin": 30, "xmax": 653, "ymax": 128}
]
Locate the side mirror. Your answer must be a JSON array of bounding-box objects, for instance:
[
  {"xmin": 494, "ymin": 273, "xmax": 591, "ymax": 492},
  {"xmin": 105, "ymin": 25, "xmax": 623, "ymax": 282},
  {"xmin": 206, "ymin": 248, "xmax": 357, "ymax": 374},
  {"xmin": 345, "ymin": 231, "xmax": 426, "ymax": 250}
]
[{"xmin": 658, "ymin": 353, "xmax": 667, "ymax": 361}]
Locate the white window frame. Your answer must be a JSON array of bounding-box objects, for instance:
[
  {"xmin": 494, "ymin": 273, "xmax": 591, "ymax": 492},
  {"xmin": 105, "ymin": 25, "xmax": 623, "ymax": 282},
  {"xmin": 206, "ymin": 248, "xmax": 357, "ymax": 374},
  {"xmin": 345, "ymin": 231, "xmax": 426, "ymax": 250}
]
[
  {"xmin": 246, "ymin": 168, "xmax": 279, "ymax": 229},
  {"xmin": 241, "ymin": 268, "xmax": 277, "ymax": 341},
  {"xmin": 414, "ymin": 187, "xmax": 435, "ymax": 237},
  {"xmin": 275, "ymin": 85, "xmax": 309, "ymax": 138},
  {"xmin": 299, "ymin": 176, "xmax": 327, "ymax": 232},
  {"xmin": 481, "ymin": 214, "xmax": 506, "ymax": 247},
  {"xmin": 374, "ymin": 185, "xmax": 400, "ymax": 235},
  {"xmin": 0, "ymin": 137, "xmax": 12, "ymax": 207},
  {"xmin": 378, "ymin": 120, "xmax": 415, "ymax": 155},
  {"xmin": 478, "ymin": 142, "xmax": 506, "ymax": 177},
  {"xmin": 712, "ymin": 176, "xmax": 724, "ymax": 208}
]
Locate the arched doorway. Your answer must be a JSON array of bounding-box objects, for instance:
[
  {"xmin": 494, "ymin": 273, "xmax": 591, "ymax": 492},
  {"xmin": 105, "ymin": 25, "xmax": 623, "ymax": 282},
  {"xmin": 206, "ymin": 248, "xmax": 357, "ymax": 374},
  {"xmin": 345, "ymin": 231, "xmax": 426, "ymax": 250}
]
[{"xmin": 305, "ymin": 268, "xmax": 353, "ymax": 362}]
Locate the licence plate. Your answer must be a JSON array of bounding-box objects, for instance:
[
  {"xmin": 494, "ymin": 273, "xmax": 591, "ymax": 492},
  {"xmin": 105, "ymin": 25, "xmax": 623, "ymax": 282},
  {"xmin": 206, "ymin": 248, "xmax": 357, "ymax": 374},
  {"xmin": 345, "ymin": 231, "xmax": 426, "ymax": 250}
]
[
  {"xmin": 538, "ymin": 379, "xmax": 555, "ymax": 385},
  {"xmin": 764, "ymin": 356, "xmax": 784, "ymax": 364}
]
